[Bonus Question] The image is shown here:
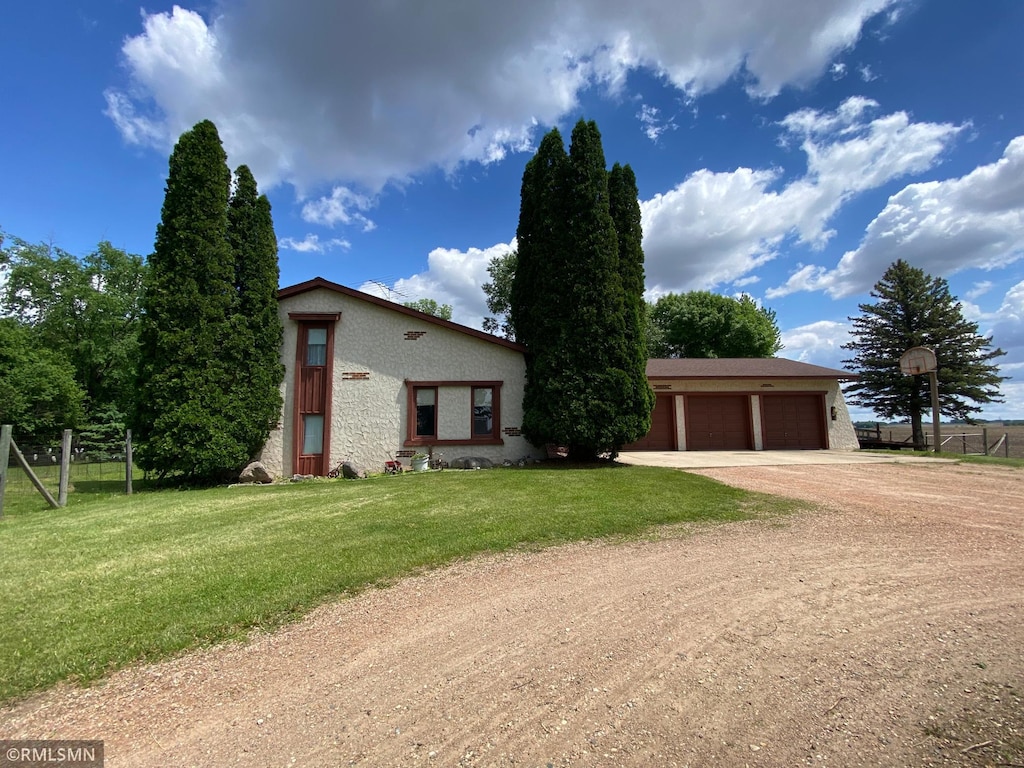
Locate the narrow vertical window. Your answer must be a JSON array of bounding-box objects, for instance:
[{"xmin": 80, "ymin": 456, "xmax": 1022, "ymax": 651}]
[
  {"xmin": 302, "ymin": 413, "xmax": 324, "ymax": 454},
  {"xmin": 473, "ymin": 387, "xmax": 494, "ymax": 437},
  {"xmin": 306, "ymin": 327, "xmax": 327, "ymax": 366},
  {"xmin": 415, "ymin": 387, "xmax": 437, "ymax": 438}
]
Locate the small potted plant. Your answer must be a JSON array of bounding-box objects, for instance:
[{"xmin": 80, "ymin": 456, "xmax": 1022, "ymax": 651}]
[{"xmin": 410, "ymin": 452, "xmax": 429, "ymax": 472}]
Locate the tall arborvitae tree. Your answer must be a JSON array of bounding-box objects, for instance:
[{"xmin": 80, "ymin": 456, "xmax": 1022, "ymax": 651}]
[
  {"xmin": 514, "ymin": 120, "xmax": 652, "ymax": 459},
  {"xmin": 135, "ymin": 120, "xmax": 245, "ymax": 481},
  {"xmin": 608, "ymin": 163, "xmax": 654, "ymax": 444},
  {"xmin": 842, "ymin": 259, "xmax": 1006, "ymax": 447},
  {"xmin": 227, "ymin": 165, "xmax": 284, "ymax": 461}
]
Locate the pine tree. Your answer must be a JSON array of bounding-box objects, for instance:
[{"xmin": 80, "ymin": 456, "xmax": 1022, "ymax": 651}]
[
  {"xmin": 514, "ymin": 120, "xmax": 652, "ymax": 459},
  {"xmin": 135, "ymin": 120, "xmax": 245, "ymax": 481},
  {"xmin": 842, "ymin": 260, "xmax": 1006, "ymax": 447},
  {"xmin": 227, "ymin": 165, "xmax": 284, "ymax": 461}
]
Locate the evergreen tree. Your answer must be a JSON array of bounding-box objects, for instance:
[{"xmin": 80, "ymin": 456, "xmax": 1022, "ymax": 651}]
[
  {"xmin": 227, "ymin": 165, "xmax": 285, "ymax": 461},
  {"xmin": 513, "ymin": 120, "xmax": 652, "ymax": 459},
  {"xmin": 608, "ymin": 163, "xmax": 655, "ymax": 444},
  {"xmin": 842, "ymin": 259, "xmax": 1006, "ymax": 447},
  {"xmin": 135, "ymin": 120, "xmax": 244, "ymax": 481}
]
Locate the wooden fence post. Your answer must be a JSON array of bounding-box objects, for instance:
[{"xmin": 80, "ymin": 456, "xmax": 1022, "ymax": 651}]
[
  {"xmin": 125, "ymin": 429, "xmax": 133, "ymax": 496},
  {"xmin": 58, "ymin": 429, "xmax": 72, "ymax": 507},
  {"xmin": 983, "ymin": 427, "xmax": 989, "ymax": 456},
  {"xmin": 10, "ymin": 439, "xmax": 60, "ymax": 509},
  {"xmin": 0, "ymin": 425, "xmax": 12, "ymax": 520}
]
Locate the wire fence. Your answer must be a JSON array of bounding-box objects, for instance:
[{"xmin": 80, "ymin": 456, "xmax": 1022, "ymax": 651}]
[{"xmin": 1, "ymin": 427, "xmax": 135, "ymax": 516}]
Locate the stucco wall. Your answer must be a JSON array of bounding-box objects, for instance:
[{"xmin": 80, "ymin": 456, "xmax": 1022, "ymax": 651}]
[
  {"xmin": 652, "ymin": 378, "xmax": 859, "ymax": 451},
  {"xmin": 259, "ymin": 288, "xmax": 542, "ymax": 476}
]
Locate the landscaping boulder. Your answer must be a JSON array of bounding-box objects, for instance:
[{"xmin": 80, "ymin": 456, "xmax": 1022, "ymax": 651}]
[
  {"xmin": 239, "ymin": 461, "xmax": 274, "ymax": 484},
  {"xmin": 341, "ymin": 461, "xmax": 367, "ymax": 479},
  {"xmin": 449, "ymin": 456, "xmax": 495, "ymax": 470}
]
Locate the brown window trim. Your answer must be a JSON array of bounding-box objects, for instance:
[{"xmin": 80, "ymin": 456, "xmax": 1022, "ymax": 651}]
[
  {"xmin": 288, "ymin": 312, "xmax": 341, "ymax": 322},
  {"xmin": 471, "ymin": 384, "xmax": 500, "ymax": 440},
  {"xmin": 411, "ymin": 385, "xmax": 438, "ymax": 441},
  {"xmin": 291, "ymin": 317, "xmax": 339, "ymax": 476},
  {"xmin": 404, "ymin": 380, "xmax": 504, "ymax": 447}
]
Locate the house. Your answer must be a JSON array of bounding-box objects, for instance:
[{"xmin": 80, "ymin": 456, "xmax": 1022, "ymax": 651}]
[
  {"xmin": 624, "ymin": 358, "xmax": 859, "ymax": 451},
  {"xmin": 258, "ymin": 277, "xmax": 543, "ymax": 477},
  {"xmin": 259, "ymin": 278, "xmax": 861, "ymax": 477}
]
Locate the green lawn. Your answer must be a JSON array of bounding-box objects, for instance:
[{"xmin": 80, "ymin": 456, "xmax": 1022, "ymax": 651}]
[{"xmin": 0, "ymin": 464, "xmax": 796, "ymax": 703}]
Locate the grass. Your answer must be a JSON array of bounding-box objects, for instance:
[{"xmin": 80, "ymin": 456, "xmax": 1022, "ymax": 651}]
[
  {"xmin": 862, "ymin": 448, "xmax": 1024, "ymax": 469},
  {"xmin": 0, "ymin": 464, "xmax": 796, "ymax": 704}
]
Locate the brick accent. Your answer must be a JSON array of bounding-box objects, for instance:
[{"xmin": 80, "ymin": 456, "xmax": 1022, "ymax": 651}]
[
  {"xmin": 653, "ymin": 384, "xmax": 673, "ymax": 390},
  {"xmin": 503, "ymin": 426, "xmax": 522, "ymax": 437},
  {"xmin": 404, "ymin": 331, "xmax": 427, "ymax": 341},
  {"xmin": 396, "ymin": 449, "xmax": 415, "ymax": 458},
  {"xmin": 341, "ymin": 371, "xmax": 370, "ymax": 380}
]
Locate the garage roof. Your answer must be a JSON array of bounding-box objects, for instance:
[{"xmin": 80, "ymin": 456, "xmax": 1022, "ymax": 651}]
[{"xmin": 647, "ymin": 358, "xmax": 858, "ymax": 380}]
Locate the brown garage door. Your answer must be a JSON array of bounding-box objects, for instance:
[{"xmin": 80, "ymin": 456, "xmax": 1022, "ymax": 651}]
[
  {"xmin": 761, "ymin": 394, "xmax": 826, "ymax": 450},
  {"xmin": 623, "ymin": 394, "xmax": 676, "ymax": 451},
  {"xmin": 686, "ymin": 395, "xmax": 751, "ymax": 450}
]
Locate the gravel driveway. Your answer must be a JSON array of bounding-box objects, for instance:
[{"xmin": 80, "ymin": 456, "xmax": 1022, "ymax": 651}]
[{"xmin": 2, "ymin": 462, "xmax": 1022, "ymax": 767}]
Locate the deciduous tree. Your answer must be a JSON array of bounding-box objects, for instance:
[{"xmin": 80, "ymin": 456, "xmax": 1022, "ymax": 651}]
[
  {"xmin": 402, "ymin": 298, "xmax": 453, "ymax": 320},
  {"xmin": 842, "ymin": 260, "xmax": 1005, "ymax": 447},
  {"xmin": 481, "ymin": 250, "xmax": 516, "ymax": 339},
  {"xmin": 0, "ymin": 236, "xmax": 145, "ymax": 425},
  {"xmin": 648, "ymin": 291, "xmax": 783, "ymax": 358},
  {"xmin": 0, "ymin": 318, "xmax": 84, "ymax": 444}
]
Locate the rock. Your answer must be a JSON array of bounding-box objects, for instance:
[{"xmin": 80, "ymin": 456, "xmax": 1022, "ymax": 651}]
[
  {"xmin": 341, "ymin": 461, "xmax": 367, "ymax": 479},
  {"xmin": 239, "ymin": 461, "xmax": 274, "ymax": 484},
  {"xmin": 290, "ymin": 474, "xmax": 314, "ymax": 482},
  {"xmin": 448, "ymin": 456, "xmax": 495, "ymax": 470}
]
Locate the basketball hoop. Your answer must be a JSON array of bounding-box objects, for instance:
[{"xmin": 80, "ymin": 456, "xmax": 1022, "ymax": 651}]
[
  {"xmin": 899, "ymin": 346, "xmax": 941, "ymax": 453},
  {"xmin": 899, "ymin": 346, "xmax": 936, "ymax": 376}
]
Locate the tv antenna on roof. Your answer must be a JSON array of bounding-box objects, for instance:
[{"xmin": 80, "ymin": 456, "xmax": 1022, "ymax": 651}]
[{"xmin": 365, "ymin": 280, "xmax": 407, "ymax": 303}]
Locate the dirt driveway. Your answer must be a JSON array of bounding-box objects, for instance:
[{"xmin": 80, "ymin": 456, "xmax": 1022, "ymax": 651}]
[{"xmin": 2, "ymin": 462, "xmax": 1022, "ymax": 767}]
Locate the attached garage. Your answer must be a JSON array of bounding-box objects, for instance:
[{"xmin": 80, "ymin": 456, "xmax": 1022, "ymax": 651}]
[
  {"xmin": 625, "ymin": 358, "xmax": 860, "ymax": 453},
  {"xmin": 761, "ymin": 394, "xmax": 827, "ymax": 450},
  {"xmin": 685, "ymin": 395, "xmax": 752, "ymax": 450}
]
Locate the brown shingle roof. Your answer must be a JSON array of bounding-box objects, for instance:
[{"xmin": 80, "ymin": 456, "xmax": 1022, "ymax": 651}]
[{"xmin": 646, "ymin": 358, "xmax": 858, "ymax": 380}]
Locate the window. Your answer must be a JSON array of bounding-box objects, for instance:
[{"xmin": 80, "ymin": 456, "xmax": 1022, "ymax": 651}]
[
  {"xmin": 473, "ymin": 386, "xmax": 495, "ymax": 437},
  {"xmin": 405, "ymin": 381, "xmax": 503, "ymax": 446},
  {"xmin": 306, "ymin": 327, "xmax": 327, "ymax": 366},
  {"xmin": 415, "ymin": 387, "xmax": 437, "ymax": 439},
  {"xmin": 302, "ymin": 414, "xmax": 324, "ymax": 454}
]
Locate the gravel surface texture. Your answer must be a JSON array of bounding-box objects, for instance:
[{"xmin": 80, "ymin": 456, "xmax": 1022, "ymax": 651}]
[{"xmin": 2, "ymin": 462, "xmax": 1022, "ymax": 767}]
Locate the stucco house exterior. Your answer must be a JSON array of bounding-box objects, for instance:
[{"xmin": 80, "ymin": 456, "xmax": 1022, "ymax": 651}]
[
  {"xmin": 259, "ymin": 278, "xmax": 860, "ymax": 477},
  {"xmin": 258, "ymin": 277, "xmax": 543, "ymax": 477}
]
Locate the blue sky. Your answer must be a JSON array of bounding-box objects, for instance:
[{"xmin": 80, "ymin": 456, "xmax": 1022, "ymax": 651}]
[{"xmin": 2, "ymin": 1, "xmax": 1024, "ymax": 419}]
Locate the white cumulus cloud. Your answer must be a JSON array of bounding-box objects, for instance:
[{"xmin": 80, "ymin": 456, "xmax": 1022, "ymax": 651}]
[
  {"xmin": 105, "ymin": 0, "xmax": 900, "ymax": 195},
  {"xmin": 768, "ymin": 135, "xmax": 1024, "ymax": 298},
  {"xmin": 357, "ymin": 240, "xmax": 517, "ymax": 329},
  {"xmin": 642, "ymin": 98, "xmax": 962, "ymax": 294}
]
